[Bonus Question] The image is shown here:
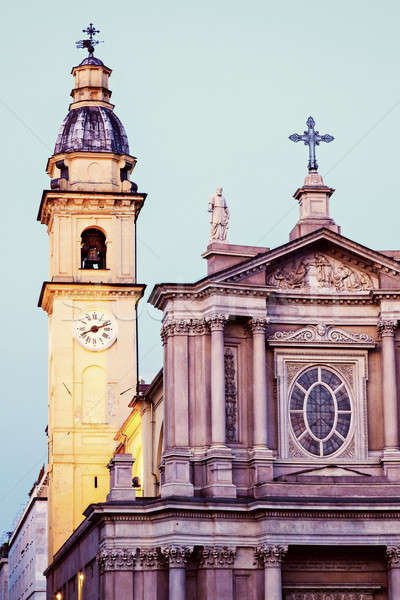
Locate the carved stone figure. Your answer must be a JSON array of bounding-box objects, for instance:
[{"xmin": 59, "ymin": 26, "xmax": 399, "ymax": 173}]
[
  {"xmin": 266, "ymin": 253, "xmax": 373, "ymax": 291},
  {"xmin": 209, "ymin": 187, "xmax": 229, "ymax": 242}
]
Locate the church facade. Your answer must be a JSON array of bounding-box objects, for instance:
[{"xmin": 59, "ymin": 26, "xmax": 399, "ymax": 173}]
[
  {"xmin": 45, "ymin": 122, "xmax": 400, "ymax": 599},
  {"xmin": 23, "ymin": 25, "xmax": 400, "ymax": 600}
]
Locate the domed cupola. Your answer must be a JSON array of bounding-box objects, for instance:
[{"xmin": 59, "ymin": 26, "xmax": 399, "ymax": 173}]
[
  {"xmin": 47, "ymin": 27, "xmax": 138, "ymax": 193},
  {"xmin": 54, "ymin": 106, "xmax": 129, "ymax": 155}
]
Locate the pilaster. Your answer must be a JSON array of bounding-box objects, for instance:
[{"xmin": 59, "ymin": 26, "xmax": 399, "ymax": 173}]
[{"xmin": 198, "ymin": 546, "xmax": 236, "ymax": 599}]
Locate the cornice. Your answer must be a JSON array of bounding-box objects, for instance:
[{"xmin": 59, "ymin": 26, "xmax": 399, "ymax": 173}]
[
  {"xmin": 37, "ymin": 189, "xmax": 147, "ymax": 225},
  {"xmin": 38, "ymin": 281, "xmax": 145, "ymax": 314}
]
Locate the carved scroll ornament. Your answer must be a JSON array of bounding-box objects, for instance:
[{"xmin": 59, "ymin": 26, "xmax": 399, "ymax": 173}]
[
  {"xmin": 285, "ymin": 593, "xmax": 374, "ymax": 600},
  {"xmin": 268, "ymin": 324, "xmax": 375, "ymax": 347}
]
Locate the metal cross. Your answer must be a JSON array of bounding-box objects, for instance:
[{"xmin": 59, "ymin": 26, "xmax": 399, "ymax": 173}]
[
  {"xmin": 289, "ymin": 116, "xmax": 334, "ymax": 172},
  {"xmin": 76, "ymin": 23, "xmax": 102, "ymax": 55}
]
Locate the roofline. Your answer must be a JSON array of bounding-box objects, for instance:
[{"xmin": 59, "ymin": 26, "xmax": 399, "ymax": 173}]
[
  {"xmin": 148, "ymin": 227, "xmax": 400, "ymax": 308},
  {"xmin": 129, "ymin": 368, "xmax": 163, "ymax": 408}
]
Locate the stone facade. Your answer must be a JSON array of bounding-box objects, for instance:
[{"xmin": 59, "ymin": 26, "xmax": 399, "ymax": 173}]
[
  {"xmin": 45, "ymin": 164, "xmax": 400, "ymax": 599},
  {"xmin": 8, "ymin": 471, "xmax": 48, "ymax": 600},
  {"xmin": 0, "ymin": 546, "xmax": 8, "ymax": 600}
]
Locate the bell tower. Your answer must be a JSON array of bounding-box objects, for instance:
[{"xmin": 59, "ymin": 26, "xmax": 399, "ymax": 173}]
[{"xmin": 38, "ymin": 27, "xmax": 146, "ymax": 559}]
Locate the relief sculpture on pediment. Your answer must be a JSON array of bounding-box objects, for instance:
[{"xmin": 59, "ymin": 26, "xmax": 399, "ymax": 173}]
[{"xmin": 267, "ymin": 253, "xmax": 374, "ymax": 291}]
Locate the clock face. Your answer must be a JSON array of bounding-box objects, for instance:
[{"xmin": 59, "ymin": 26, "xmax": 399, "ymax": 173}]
[{"xmin": 73, "ymin": 310, "xmax": 117, "ymax": 351}]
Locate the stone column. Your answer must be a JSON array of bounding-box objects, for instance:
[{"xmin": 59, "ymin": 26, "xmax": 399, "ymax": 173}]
[
  {"xmin": 97, "ymin": 547, "xmax": 136, "ymax": 600},
  {"xmin": 386, "ymin": 546, "xmax": 400, "ymax": 599},
  {"xmin": 161, "ymin": 545, "xmax": 193, "ymax": 600},
  {"xmin": 199, "ymin": 546, "xmax": 236, "ymax": 599},
  {"xmin": 378, "ymin": 320, "xmax": 399, "ymax": 452},
  {"xmin": 207, "ymin": 314, "xmax": 228, "ymax": 447},
  {"xmin": 160, "ymin": 319, "xmax": 194, "ymax": 497},
  {"xmin": 135, "ymin": 548, "xmax": 168, "ymax": 600},
  {"xmin": 255, "ymin": 544, "xmax": 288, "ymax": 600},
  {"xmin": 249, "ymin": 318, "xmax": 270, "ymax": 448}
]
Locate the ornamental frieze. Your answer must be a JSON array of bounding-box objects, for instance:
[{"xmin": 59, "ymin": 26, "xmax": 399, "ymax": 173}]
[
  {"xmin": 266, "ymin": 252, "xmax": 374, "ymax": 291},
  {"xmin": 96, "ymin": 547, "xmax": 136, "ymax": 573},
  {"xmin": 284, "ymin": 592, "xmax": 375, "ymax": 600},
  {"xmin": 268, "ymin": 324, "xmax": 375, "ymax": 347}
]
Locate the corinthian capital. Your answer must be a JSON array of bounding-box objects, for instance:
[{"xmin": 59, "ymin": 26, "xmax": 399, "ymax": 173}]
[
  {"xmin": 254, "ymin": 544, "xmax": 288, "ymax": 567},
  {"xmin": 249, "ymin": 317, "xmax": 269, "ymax": 334},
  {"xmin": 378, "ymin": 320, "xmax": 397, "ymax": 338},
  {"xmin": 386, "ymin": 546, "xmax": 400, "ymax": 568},
  {"xmin": 160, "ymin": 545, "xmax": 193, "ymax": 567},
  {"xmin": 96, "ymin": 547, "xmax": 136, "ymax": 573},
  {"xmin": 206, "ymin": 313, "xmax": 228, "ymax": 332},
  {"xmin": 199, "ymin": 546, "xmax": 236, "ymax": 568},
  {"xmin": 138, "ymin": 547, "xmax": 167, "ymax": 570}
]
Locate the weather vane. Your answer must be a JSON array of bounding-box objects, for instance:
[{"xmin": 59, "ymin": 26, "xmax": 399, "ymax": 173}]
[
  {"xmin": 289, "ymin": 116, "xmax": 334, "ymax": 172},
  {"xmin": 76, "ymin": 23, "xmax": 103, "ymax": 55}
]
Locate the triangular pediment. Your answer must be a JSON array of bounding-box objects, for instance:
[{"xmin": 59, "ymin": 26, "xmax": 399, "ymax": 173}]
[{"xmin": 211, "ymin": 228, "xmax": 400, "ymax": 292}]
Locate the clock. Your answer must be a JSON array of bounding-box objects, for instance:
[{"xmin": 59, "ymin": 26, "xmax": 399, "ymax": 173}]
[{"xmin": 73, "ymin": 310, "xmax": 117, "ymax": 351}]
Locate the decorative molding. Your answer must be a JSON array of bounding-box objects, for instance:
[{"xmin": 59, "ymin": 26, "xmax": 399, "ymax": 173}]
[
  {"xmin": 285, "ymin": 592, "xmax": 374, "ymax": 600},
  {"xmin": 286, "ymin": 362, "xmax": 309, "ymax": 386},
  {"xmin": 255, "ymin": 544, "xmax": 288, "ymax": 567},
  {"xmin": 199, "ymin": 546, "xmax": 236, "ymax": 568},
  {"xmin": 378, "ymin": 319, "xmax": 398, "ymax": 338},
  {"xmin": 224, "ymin": 347, "xmax": 238, "ymax": 443},
  {"xmin": 206, "ymin": 313, "xmax": 229, "ymax": 332},
  {"xmin": 138, "ymin": 547, "xmax": 167, "ymax": 570},
  {"xmin": 96, "ymin": 548, "xmax": 136, "ymax": 573},
  {"xmin": 160, "ymin": 545, "xmax": 193, "ymax": 567},
  {"xmin": 160, "ymin": 318, "xmax": 209, "ymax": 343},
  {"xmin": 288, "ymin": 438, "xmax": 306, "ymax": 458},
  {"xmin": 386, "ymin": 545, "xmax": 400, "ymax": 568},
  {"xmin": 339, "ymin": 437, "xmax": 356, "ymax": 459},
  {"xmin": 266, "ymin": 252, "xmax": 374, "ymax": 291},
  {"xmin": 284, "ymin": 559, "xmax": 373, "ymax": 571},
  {"xmin": 334, "ymin": 363, "xmax": 354, "ymax": 388},
  {"xmin": 268, "ymin": 324, "xmax": 376, "ymax": 347},
  {"xmin": 248, "ymin": 317, "xmax": 269, "ymax": 334}
]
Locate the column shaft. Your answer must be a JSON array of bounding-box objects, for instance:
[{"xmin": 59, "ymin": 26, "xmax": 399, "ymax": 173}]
[
  {"xmin": 380, "ymin": 322, "xmax": 399, "ymax": 450},
  {"xmin": 388, "ymin": 567, "xmax": 400, "ymax": 600},
  {"xmin": 252, "ymin": 324, "xmax": 268, "ymax": 448},
  {"xmin": 210, "ymin": 326, "xmax": 226, "ymax": 446},
  {"xmin": 264, "ymin": 566, "xmax": 283, "ymax": 600},
  {"xmin": 169, "ymin": 568, "xmax": 186, "ymax": 600}
]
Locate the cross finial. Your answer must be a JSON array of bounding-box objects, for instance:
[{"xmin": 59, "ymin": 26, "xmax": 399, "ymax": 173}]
[
  {"xmin": 289, "ymin": 116, "xmax": 334, "ymax": 172},
  {"xmin": 75, "ymin": 23, "xmax": 103, "ymax": 55}
]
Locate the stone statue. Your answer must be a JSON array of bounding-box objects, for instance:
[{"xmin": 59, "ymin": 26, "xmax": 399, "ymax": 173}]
[{"xmin": 208, "ymin": 187, "xmax": 229, "ymax": 242}]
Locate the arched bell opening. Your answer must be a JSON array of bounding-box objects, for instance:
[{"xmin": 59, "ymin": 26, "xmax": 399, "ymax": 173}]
[{"xmin": 81, "ymin": 228, "xmax": 106, "ymax": 269}]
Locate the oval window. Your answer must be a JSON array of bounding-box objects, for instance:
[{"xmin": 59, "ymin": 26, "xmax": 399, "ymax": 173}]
[{"xmin": 289, "ymin": 367, "xmax": 351, "ymax": 457}]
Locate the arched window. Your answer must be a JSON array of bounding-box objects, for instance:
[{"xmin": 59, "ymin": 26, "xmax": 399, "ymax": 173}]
[
  {"xmin": 81, "ymin": 228, "xmax": 106, "ymax": 269},
  {"xmin": 289, "ymin": 366, "xmax": 352, "ymax": 457}
]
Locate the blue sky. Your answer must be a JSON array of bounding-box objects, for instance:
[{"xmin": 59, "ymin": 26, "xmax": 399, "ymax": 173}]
[{"xmin": 1, "ymin": 0, "xmax": 400, "ymax": 536}]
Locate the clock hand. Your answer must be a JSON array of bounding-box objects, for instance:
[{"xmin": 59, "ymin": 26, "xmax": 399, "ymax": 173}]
[{"xmin": 80, "ymin": 321, "xmax": 111, "ymax": 335}]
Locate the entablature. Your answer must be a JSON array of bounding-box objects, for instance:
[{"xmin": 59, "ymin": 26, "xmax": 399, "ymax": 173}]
[{"xmin": 38, "ymin": 189, "xmax": 146, "ymax": 226}]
